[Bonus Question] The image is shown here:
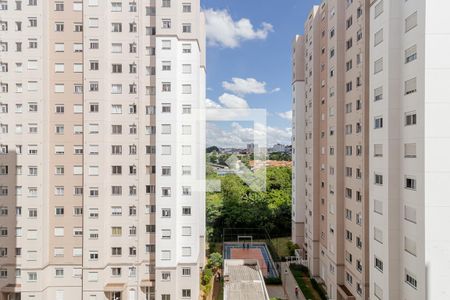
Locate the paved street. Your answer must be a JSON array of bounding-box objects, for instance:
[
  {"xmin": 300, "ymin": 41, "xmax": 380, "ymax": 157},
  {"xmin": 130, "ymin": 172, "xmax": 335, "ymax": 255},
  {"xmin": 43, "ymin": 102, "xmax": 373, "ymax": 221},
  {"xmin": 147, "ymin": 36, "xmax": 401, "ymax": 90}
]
[{"xmin": 280, "ymin": 262, "xmax": 307, "ymax": 300}]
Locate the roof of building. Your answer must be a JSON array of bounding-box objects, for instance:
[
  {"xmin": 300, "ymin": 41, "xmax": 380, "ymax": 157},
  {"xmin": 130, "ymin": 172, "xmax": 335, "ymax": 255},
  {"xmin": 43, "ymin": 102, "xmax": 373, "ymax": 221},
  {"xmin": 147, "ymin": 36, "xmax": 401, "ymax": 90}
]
[{"xmin": 223, "ymin": 259, "xmax": 270, "ymax": 300}]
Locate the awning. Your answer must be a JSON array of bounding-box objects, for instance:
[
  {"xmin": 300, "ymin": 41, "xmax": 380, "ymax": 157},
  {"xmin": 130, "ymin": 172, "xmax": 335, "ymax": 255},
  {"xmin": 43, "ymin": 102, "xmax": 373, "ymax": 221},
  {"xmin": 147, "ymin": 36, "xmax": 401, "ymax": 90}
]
[
  {"xmin": 1, "ymin": 284, "xmax": 21, "ymax": 293},
  {"xmin": 104, "ymin": 283, "xmax": 126, "ymax": 292},
  {"xmin": 140, "ymin": 280, "xmax": 154, "ymax": 287}
]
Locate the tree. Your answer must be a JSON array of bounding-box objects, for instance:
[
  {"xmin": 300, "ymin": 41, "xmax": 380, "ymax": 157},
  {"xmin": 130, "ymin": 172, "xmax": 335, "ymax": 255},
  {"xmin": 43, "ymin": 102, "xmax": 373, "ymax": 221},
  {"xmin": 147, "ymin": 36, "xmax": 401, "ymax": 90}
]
[
  {"xmin": 206, "ymin": 166, "xmax": 293, "ymax": 241},
  {"xmin": 206, "ymin": 146, "xmax": 220, "ymax": 153},
  {"xmin": 208, "ymin": 252, "xmax": 223, "ymax": 271}
]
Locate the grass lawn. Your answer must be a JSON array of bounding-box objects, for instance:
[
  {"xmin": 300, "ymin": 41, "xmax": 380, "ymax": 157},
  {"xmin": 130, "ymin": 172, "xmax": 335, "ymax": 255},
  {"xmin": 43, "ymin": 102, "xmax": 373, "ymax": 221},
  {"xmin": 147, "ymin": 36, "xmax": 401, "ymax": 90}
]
[
  {"xmin": 289, "ymin": 265, "xmax": 323, "ymax": 300},
  {"xmin": 270, "ymin": 236, "xmax": 291, "ymax": 257}
]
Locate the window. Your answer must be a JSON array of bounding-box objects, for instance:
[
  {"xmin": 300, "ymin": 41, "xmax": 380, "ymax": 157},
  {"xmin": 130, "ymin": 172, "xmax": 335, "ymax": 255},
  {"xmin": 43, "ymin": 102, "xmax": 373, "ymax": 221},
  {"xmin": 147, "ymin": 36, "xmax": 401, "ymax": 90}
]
[
  {"xmin": 183, "ymin": 3, "xmax": 191, "ymax": 12},
  {"xmin": 405, "ymin": 45, "xmax": 417, "ymax": 64},
  {"xmin": 183, "ymin": 23, "xmax": 192, "ymax": 33},
  {"xmin": 182, "ymin": 247, "xmax": 191, "ymax": 257},
  {"xmin": 112, "ymin": 23, "xmax": 122, "ymax": 32},
  {"xmin": 374, "ymin": 58, "xmax": 383, "ymax": 74},
  {"xmin": 161, "ymin": 250, "xmax": 171, "ymax": 260},
  {"xmin": 405, "ymin": 78, "xmax": 417, "ymax": 95},
  {"xmin": 111, "ymin": 267, "xmax": 122, "ymax": 276},
  {"xmin": 405, "ymin": 270, "xmax": 417, "ymax": 289},
  {"xmin": 182, "ymin": 206, "xmax": 191, "ymax": 216},
  {"xmin": 162, "ymin": 0, "xmax": 170, "ymax": 7},
  {"xmin": 112, "ymin": 247, "xmax": 122, "ymax": 256},
  {"xmin": 346, "ymin": 60, "xmax": 352, "ymax": 71},
  {"xmin": 404, "ymin": 143, "xmax": 416, "ymax": 158},
  {"xmin": 182, "ymin": 64, "xmax": 192, "ymax": 74},
  {"xmin": 374, "ymin": 174, "xmax": 383, "ymax": 185},
  {"xmin": 159, "ymin": 124, "xmax": 172, "ymax": 135},
  {"xmin": 55, "ymin": 22, "xmax": 64, "ymax": 32},
  {"xmin": 374, "ymin": 29, "xmax": 383, "ymax": 46},
  {"xmin": 182, "ymin": 166, "xmax": 192, "ymax": 175},
  {"xmin": 346, "ymin": 38, "xmax": 353, "ymax": 50},
  {"xmin": 111, "ymin": 1, "xmax": 122, "ymax": 11},
  {"xmin": 182, "ymin": 289, "xmax": 191, "ymax": 298},
  {"xmin": 182, "ymin": 84, "xmax": 192, "ymax": 94},
  {"xmin": 374, "ymin": 0, "xmax": 383, "ymax": 18},
  {"xmin": 374, "ymin": 227, "xmax": 383, "ymax": 243},
  {"xmin": 182, "ymin": 43, "xmax": 191, "ymax": 53},
  {"xmin": 162, "ymin": 19, "xmax": 171, "ymax": 29},
  {"xmin": 73, "ymin": 23, "xmax": 83, "ymax": 32},
  {"xmin": 162, "ymin": 40, "xmax": 171, "ymax": 50},
  {"xmin": 161, "ymin": 145, "xmax": 171, "ymax": 155},
  {"xmin": 346, "ymin": 81, "xmax": 352, "ymax": 92},
  {"xmin": 374, "ymin": 117, "xmax": 383, "ymax": 129},
  {"xmin": 183, "ymin": 105, "xmax": 192, "ymax": 114},
  {"xmin": 182, "ymin": 268, "xmax": 191, "ymax": 276},
  {"xmin": 28, "ymin": 272, "xmax": 37, "ymax": 281},
  {"xmin": 374, "ymin": 144, "xmax": 383, "ymax": 157},
  {"xmin": 404, "ymin": 205, "xmax": 416, "ymax": 223},
  {"xmin": 405, "ymin": 236, "xmax": 416, "ymax": 256},
  {"xmin": 161, "ymin": 229, "xmax": 171, "ymax": 239},
  {"xmin": 162, "ymin": 208, "xmax": 171, "ymax": 217},
  {"xmin": 374, "ymin": 199, "xmax": 383, "ymax": 215},
  {"xmin": 374, "ymin": 86, "xmax": 383, "ymax": 101},
  {"xmin": 405, "ymin": 177, "xmax": 416, "ymax": 190},
  {"xmin": 405, "ymin": 12, "xmax": 418, "ymax": 32},
  {"xmin": 375, "ymin": 257, "xmax": 383, "ymax": 272},
  {"xmin": 162, "ymin": 82, "xmax": 171, "ymax": 92},
  {"xmin": 162, "ymin": 61, "xmax": 171, "ymax": 71},
  {"xmin": 405, "ymin": 111, "xmax": 417, "ymax": 126},
  {"xmin": 182, "ymin": 226, "xmax": 192, "ymax": 236},
  {"xmin": 161, "ymin": 272, "xmax": 171, "ymax": 281}
]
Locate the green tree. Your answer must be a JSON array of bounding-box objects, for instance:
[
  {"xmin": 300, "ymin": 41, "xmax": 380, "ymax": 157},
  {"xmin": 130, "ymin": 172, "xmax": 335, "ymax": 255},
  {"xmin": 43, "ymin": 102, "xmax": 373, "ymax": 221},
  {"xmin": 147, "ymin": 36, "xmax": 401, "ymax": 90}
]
[{"xmin": 208, "ymin": 252, "xmax": 223, "ymax": 271}]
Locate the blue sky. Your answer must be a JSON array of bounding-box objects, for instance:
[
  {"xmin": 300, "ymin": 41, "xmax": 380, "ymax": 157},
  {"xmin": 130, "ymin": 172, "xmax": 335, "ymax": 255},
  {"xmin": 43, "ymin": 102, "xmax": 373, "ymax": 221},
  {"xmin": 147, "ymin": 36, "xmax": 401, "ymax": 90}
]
[{"xmin": 202, "ymin": 0, "xmax": 320, "ymax": 148}]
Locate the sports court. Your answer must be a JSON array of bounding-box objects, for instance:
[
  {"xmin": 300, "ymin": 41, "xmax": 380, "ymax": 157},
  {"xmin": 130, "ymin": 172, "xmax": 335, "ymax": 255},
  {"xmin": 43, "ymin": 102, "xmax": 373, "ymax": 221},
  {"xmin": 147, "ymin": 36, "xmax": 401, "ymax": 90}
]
[{"xmin": 223, "ymin": 241, "xmax": 278, "ymax": 278}]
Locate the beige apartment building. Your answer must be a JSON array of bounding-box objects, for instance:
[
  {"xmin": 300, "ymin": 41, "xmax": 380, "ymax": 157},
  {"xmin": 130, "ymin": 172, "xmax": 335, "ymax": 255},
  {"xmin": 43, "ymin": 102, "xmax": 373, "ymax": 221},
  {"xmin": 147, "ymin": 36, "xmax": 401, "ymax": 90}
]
[
  {"xmin": 0, "ymin": 0, "xmax": 206, "ymax": 299},
  {"xmin": 292, "ymin": 0, "xmax": 370, "ymax": 299}
]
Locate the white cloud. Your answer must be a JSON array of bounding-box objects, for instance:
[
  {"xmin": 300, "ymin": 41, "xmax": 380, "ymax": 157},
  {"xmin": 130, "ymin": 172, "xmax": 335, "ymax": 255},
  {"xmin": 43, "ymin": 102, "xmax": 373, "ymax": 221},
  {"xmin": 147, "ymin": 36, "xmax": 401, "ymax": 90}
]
[
  {"xmin": 222, "ymin": 77, "xmax": 267, "ymax": 95},
  {"xmin": 271, "ymin": 87, "xmax": 281, "ymax": 93},
  {"xmin": 206, "ymin": 122, "xmax": 292, "ymax": 148},
  {"xmin": 205, "ymin": 98, "xmax": 222, "ymax": 109},
  {"xmin": 278, "ymin": 110, "xmax": 292, "ymax": 121},
  {"xmin": 204, "ymin": 9, "xmax": 273, "ymax": 48},
  {"xmin": 218, "ymin": 93, "xmax": 249, "ymax": 109}
]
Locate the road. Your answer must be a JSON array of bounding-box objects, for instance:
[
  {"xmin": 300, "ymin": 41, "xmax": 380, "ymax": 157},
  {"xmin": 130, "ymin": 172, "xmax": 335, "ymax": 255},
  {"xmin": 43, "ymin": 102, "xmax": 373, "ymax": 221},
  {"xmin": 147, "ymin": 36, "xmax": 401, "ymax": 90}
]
[{"xmin": 280, "ymin": 262, "xmax": 307, "ymax": 300}]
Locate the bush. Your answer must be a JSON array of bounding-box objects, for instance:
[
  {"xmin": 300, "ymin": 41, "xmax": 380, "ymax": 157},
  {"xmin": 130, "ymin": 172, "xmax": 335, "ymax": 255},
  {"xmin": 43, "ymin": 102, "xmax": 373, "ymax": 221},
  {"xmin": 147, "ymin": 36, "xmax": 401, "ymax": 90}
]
[
  {"xmin": 286, "ymin": 241, "xmax": 300, "ymax": 256},
  {"xmin": 265, "ymin": 277, "xmax": 282, "ymax": 285},
  {"xmin": 290, "ymin": 263, "xmax": 310, "ymax": 276},
  {"xmin": 208, "ymin": 242, "xmax": 218, "ymax": 254},
  {"xmin": 202, "ymin": 268, "xmax": 213, "ymax": 286},
  {"xmin": 207, "ymin": 252, "xmax": 223, "ymax": 271}
]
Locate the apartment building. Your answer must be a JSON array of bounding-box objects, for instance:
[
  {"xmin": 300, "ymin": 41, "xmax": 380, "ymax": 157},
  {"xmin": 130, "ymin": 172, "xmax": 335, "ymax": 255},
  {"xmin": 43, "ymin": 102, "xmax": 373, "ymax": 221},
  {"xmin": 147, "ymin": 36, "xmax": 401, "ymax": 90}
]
[
  {"xmin": 369, "ymin": 0, "xmax": 450, "ymax": 299},
  {"xmin": 292, "ymin": 1, "xmax": 370, "ymax": 299},
  {"xmin": 0, "ymin": 0, "xmax": 206, "ymax": 299}
]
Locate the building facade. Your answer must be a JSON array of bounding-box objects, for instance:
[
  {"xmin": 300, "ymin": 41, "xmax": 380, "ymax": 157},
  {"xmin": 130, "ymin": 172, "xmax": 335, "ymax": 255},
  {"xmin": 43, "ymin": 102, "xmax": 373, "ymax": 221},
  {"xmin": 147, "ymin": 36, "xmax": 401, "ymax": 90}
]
[
  {"xmin": 0, "ymin": 0, "xmax": 206, "ymax": 299},
  {"xmin": 292, "ymin": 1, "xmax": 370, "ymax": 299},
  {"xmin": 294, "ymin": 0, "xmax": 450, "ymax": 299},
  {"xmin": 369, "ymin": 0, "xmax": 450, "ymax": 299}
]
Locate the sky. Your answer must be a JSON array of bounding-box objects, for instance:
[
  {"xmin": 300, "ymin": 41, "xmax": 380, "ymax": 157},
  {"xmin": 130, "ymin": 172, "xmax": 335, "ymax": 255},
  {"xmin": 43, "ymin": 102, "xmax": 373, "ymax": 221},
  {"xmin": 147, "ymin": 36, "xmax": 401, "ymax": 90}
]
[{"xmin": 202, "ymin": 0, "xmax": 320, "ymax": 148}]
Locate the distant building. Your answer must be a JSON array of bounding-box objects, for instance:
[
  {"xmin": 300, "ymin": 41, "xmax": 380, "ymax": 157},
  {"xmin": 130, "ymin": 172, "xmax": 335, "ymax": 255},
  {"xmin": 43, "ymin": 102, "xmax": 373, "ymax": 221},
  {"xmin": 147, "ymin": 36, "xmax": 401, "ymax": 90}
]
[
  {"xmin": 247, "ymin": 143, "xmax": 255, "ymax": 154},
  {"xmin": 271, "ymin": 143, "xmax": 287, "ymax": 153}
]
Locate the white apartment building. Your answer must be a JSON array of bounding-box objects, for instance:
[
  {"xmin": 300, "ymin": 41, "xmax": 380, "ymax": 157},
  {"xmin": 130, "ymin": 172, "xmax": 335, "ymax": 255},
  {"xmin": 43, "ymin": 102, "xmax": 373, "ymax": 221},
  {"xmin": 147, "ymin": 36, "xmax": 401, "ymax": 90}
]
[
  {"xmin": 369, "ymin": 0, "xmax": 450, "ymax": 299},
  {"xmin": 0, "ymin": 0, "xmax": 206, "ymax": 299}
]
